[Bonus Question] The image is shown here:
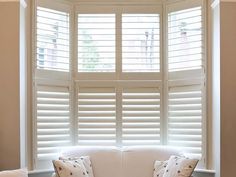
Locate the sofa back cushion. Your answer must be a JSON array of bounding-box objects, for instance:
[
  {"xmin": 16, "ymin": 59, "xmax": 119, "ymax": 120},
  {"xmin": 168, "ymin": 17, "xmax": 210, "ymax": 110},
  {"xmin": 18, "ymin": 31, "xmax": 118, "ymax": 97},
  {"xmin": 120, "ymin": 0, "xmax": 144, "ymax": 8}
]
[
  {"xmin": 60, "ymin": 146, "xmax": 122, "ymax": 177},
  {"xmin": 122, "ymin": 146, "xmax": 181, "ymax": 177}
]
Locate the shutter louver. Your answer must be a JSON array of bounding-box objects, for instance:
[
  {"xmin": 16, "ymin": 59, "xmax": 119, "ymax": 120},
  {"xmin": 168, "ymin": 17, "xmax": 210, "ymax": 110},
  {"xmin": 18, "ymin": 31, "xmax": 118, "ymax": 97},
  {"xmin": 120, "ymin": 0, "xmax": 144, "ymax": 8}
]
[
  {"xmin": 167, "ymin": 85, "xmax": 202, "ymax": 156},
  {"xmin": 122, "ymin": 14, "xmax": 160, "ymax": 72},
  {"xmin": 122, "ymin": 88, "xmax": 161, "ymax": 145},
  {"xmin": 36, "ymin": 85, "xmax": 71, "ymax": 159},
  {"xmin": 78, "ymin": 14, "xmax": 115, "ymax": 72},
  {"xmin": 77, "ymin": 87, "xmax": 116, "ymax": 145},
  {"xmin": 36, "ymin": 7, "xmax": 70, "ymax": 72},
  {"xmin": 168, "ymin": 7, "xmax": 202, "ymax": 72}
]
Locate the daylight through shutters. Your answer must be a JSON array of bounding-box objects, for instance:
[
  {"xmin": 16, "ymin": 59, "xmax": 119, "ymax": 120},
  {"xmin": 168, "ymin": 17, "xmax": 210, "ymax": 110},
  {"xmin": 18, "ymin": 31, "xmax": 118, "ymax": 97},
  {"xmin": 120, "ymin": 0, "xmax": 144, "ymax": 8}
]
[
  {"xmin": 33, "ymin": 0, "xmax": 206, "ymax": 170},
  {"xmin": 36, "ymin": 7, "xmax": 70, "ymax": 72}
]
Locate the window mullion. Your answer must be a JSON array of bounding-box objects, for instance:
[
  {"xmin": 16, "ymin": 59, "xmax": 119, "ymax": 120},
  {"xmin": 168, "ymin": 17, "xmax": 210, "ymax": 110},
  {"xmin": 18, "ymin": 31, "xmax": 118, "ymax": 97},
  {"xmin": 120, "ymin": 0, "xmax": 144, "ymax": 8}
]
[
  {"xmin": 116, "ymin": 11, "xmax": 122, "ymax": 146},
  {"xmin": 116, "ymin": 85, "xmax": 123, "ymax": 147},
  {"xmin": 70, "ymin": 5, "xmax": 77, "ymax": 146},
  {"xmin": 116, "ymin": 11, "xmax": 122, "ymax": 80},
  {"xmin": 161, "ymin": 2, "xmax": 168, "ymax": 145}
]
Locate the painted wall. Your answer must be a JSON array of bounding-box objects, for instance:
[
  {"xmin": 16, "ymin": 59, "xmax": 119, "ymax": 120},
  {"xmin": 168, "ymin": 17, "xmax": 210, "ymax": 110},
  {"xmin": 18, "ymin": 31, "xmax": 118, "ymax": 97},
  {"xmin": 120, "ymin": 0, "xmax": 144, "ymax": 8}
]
[
  {"xmin": 5, "ymin": 1, "xmax": 236, "ymax": 177},
  {"xmin": 220, "ymin": 2, "xmax": 236, "ymax": 177},
  {"xmin": 0, "ymin": 2, "xmax": 20, "ymax": 170}
]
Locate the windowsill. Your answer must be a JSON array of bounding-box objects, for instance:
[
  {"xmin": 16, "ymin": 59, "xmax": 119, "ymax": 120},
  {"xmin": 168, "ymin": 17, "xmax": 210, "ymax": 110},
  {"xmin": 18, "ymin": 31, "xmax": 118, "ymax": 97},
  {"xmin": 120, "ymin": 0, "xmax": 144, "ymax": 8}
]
[
  {"xmin": 28, "ymin": 169, "xmax": 54, "ymax": 174},
  {"xmin": 28, "ymin": 169, "xmax": 216, "ymax": 175},
  {"xmin": 195, "ymin": 169, "xmax": 215, "ymax": 174}
]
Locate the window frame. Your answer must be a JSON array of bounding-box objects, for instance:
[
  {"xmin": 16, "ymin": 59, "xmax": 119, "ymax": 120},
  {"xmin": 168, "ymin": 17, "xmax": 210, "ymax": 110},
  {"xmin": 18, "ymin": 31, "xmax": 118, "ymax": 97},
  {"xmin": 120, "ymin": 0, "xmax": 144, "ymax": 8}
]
[
  {"xmin": 165, "ymin": 0, "xmax": 207, "ymax": 169},
  {"xmin": 31, "ymin": 0, "xmax": 207, "ymax": 170}
]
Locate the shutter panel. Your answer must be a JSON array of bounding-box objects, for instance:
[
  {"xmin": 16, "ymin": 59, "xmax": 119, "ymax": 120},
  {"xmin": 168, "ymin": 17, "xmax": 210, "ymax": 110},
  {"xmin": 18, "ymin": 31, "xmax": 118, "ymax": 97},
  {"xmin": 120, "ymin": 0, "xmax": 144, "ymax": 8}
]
[
  {"xmin": 168, "ymin": 7, "xmax": 202, "ymax": 72},
  {"xmin": 78, "ymin": 14, "xmax": 115, "ymax": 72},
  {"xmin": 36, "ymin": 7, "xmax": 70, "ymax": 72},
  {"xmin": 167, "ymin": 85, "xmax": 202, "ymax": 156},
  {"xmin": 122, "ymin": 14, "xmax": 160, "ymax": 72},
  {"xmin": 122, "ymin": 88, "xmax": 161, "ymax": 145},
  {"xmin": 36, "ymin": 85, "xmax": 71, "ymax": 160},
  {"xmin": 77, "ymin": 87, "xmax": 116, "ymax": 145}
]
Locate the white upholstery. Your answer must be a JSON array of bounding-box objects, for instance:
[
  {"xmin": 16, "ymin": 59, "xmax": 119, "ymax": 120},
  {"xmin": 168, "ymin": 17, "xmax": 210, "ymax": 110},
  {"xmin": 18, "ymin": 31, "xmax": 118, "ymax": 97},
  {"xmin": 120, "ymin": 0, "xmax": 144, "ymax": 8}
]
[
  {"xmin": 122, "ymin": 146, "xmax": 181, "ymax": 177},
  {"xmin": 0, "ymin": 169, "xmax": 28, "ymax": 177},
  {"xmin": 61, "ymin": 146, "xmax": 122, "ymax": 177},
  {"xmin": 59, "ymin": 146, "xmax": 181, "ymax": 177}
]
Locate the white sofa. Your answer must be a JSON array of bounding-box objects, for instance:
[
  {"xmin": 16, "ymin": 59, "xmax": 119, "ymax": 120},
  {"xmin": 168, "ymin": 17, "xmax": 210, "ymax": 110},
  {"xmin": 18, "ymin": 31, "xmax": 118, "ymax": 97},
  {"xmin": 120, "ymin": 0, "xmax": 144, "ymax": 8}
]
[{"xmin": 58, "ymin": 146, "xmax": 182, "ymax": 177}]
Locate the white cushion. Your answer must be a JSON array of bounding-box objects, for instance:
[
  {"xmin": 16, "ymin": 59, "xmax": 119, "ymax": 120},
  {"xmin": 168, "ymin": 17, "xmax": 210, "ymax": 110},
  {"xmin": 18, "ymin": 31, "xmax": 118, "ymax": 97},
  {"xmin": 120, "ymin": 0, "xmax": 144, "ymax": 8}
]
[
  {"xmin": 122, "ymin": 146, "xmax": 181, "ymax": 177},
  {"xmin": 162, "ymin": 155, "xmax": 198, "ymax": 177},
  {"xmin": 0, "ymin": 169, "xmax": 28, "ymax": 177},
  {"xmin": 153, "ymin": 160, "xmax": 168, "ymax": 177},
  {"xmin": 59, "ymin": 156, "xmax": 94, "ymax": 177},
  {"xmin": 53, "ymin": 159, "xmax": 89, "ymax": 177},
  {"xmin": 60, "ymin": 146, "xmax": 122, "ymax": 177}
]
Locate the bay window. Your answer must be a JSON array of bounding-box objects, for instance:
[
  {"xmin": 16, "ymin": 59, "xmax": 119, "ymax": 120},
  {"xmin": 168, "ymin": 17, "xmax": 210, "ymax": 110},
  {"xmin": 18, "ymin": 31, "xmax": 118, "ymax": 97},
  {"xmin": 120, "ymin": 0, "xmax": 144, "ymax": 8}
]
[{"xmin": 33, "ymin": 0, "xmax": 206, "ymax": 170}]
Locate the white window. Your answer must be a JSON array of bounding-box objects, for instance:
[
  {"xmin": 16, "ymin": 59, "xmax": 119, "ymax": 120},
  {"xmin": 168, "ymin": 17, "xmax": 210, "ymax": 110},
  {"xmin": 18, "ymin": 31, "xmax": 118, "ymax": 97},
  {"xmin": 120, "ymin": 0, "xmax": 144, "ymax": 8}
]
[
  {"xmin": 77, "ymin": 14, "xmax": 116, "ymax": 72},
  {"xmin": 166, "ymin": 1, "xmax": 205, "ymax": 164},
  {"xmin": 33, "ymin": 0, "xmax": 206, "ymax": 170},
  {"xmin": 122, "ymin": 14, "xmax": 160, "ymax": 72},
  {"xmin": 36, "ymin": 6, "xmax": 70, "ymax": 72}
]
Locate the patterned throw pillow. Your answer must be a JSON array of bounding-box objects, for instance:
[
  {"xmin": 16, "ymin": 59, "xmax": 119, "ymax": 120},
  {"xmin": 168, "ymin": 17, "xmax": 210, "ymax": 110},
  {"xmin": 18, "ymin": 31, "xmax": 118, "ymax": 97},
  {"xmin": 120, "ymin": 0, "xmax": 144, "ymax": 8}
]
[
  {"xmin": 53, "ymin": 159, "xmax": 89, "ymax": 177},
  {"xmin": 59, "ymin": 156, "xmax": 94, "ymax": 177},
  {"xmin": 153, "ymin": 160, "xmax": 168, "ymax": 177},
  {"xmin": 162, "ymin": 156, "xmax": 198, "ymax": 177}
]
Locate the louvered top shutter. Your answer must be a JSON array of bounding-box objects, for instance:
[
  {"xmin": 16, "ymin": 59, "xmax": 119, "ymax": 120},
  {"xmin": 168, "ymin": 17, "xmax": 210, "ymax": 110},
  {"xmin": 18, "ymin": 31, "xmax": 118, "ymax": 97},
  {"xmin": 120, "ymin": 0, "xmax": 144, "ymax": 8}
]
[
  {"xmin": 35, "ymin": 85, "xmax": 72, "ymax": 169},
  {"xmin": 122, "ymin": 14, "xmax": 160, "ymax": 72},
  {"xmin": 77, "ymin": 14, "xmax": 115, "ymax": 72},
  {"xmin": 168, "ymin": 6, "xmax": 203, "ymax": 73},
  {"xmin": 167, "ymin": 85, "xmax": 202, "ymax": 157},
  {"xmin": 36, "ymin": 7, "xmax": 70, "ymax": 72},
  {"xmin": 77, "ymin": 87, "xmax": 116, "ymax": 146},
  {"xmin": 122, "ymin": 87, "xmax": 161, "ymax": 145}
]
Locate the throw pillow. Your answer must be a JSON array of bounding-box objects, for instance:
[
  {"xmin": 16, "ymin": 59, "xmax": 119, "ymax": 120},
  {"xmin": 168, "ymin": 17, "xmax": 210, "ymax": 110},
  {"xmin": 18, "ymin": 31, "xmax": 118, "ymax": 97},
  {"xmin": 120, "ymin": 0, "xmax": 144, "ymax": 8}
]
[
  {"xmin": 153, "ymin": 160, "xmax": 168, "ymax": 177},
  {"xmin": 0, "ymin": 168, "xmax": 28, "ymax": 177},
  {"xmin": 163, "ymin": 156, "xmax": 198, "ymax": 177},
  {"xmin": 59, "ymin": 156, "xmax": 94, "ymax": 177},
  {"xmin": 53, "ymin": 159, "xmax": 89, "ymax": 177}
]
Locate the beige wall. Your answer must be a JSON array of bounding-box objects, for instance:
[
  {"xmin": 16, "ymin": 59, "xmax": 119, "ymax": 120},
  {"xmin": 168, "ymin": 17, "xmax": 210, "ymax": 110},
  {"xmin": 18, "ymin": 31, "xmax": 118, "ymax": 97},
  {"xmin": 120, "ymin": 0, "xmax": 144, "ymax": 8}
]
[
  {"xmin": 220, "ymin": 2, "xmax": 236, "ymax": 177},
  {"xmin": 0, "ymin": 2, "xmax": 20, "ymax": 170},
  {"xmin": 1, "ymin": 1, "xmax": 236, "ymax": 176}
]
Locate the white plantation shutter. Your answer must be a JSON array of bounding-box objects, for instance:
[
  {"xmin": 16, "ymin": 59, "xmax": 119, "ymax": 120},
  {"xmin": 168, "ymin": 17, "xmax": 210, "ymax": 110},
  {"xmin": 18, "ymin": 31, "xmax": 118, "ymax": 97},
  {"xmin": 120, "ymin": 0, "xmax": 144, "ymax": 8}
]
[
  {"xmin": 122, "ymin": 14, "xmax": 160, "ymax": 72},
  {"xmin": 167, "ymin": 85, "xmax": 202, "ymax": 157},
  {"xmin": 36, "ymin": 7, "xmax": 70, "ymax": 72},
  {"xmin": 122, "ymin": 88, "xmax": 161, "ymax": 145},
  {"xmin": 35, "ymin": 85, "xmax": 72, "ymax": 168},
  {"xmin": 167, "ymin": 1, "xmax": 205, "ymax": 162},
  {"xmin": 77, "ymin": 87, "xmax": 116, "ymax": 145},
  {"xmin": 168, "ymin": 6, "xmax": 203, "ymax": 72},
  {"xmin": 77, "ymin": 14, "xmax": 115, "ymax": 72},
  {"xmin": 33, "ymin": 0, "xmax": 207, "ymax": 170}
]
